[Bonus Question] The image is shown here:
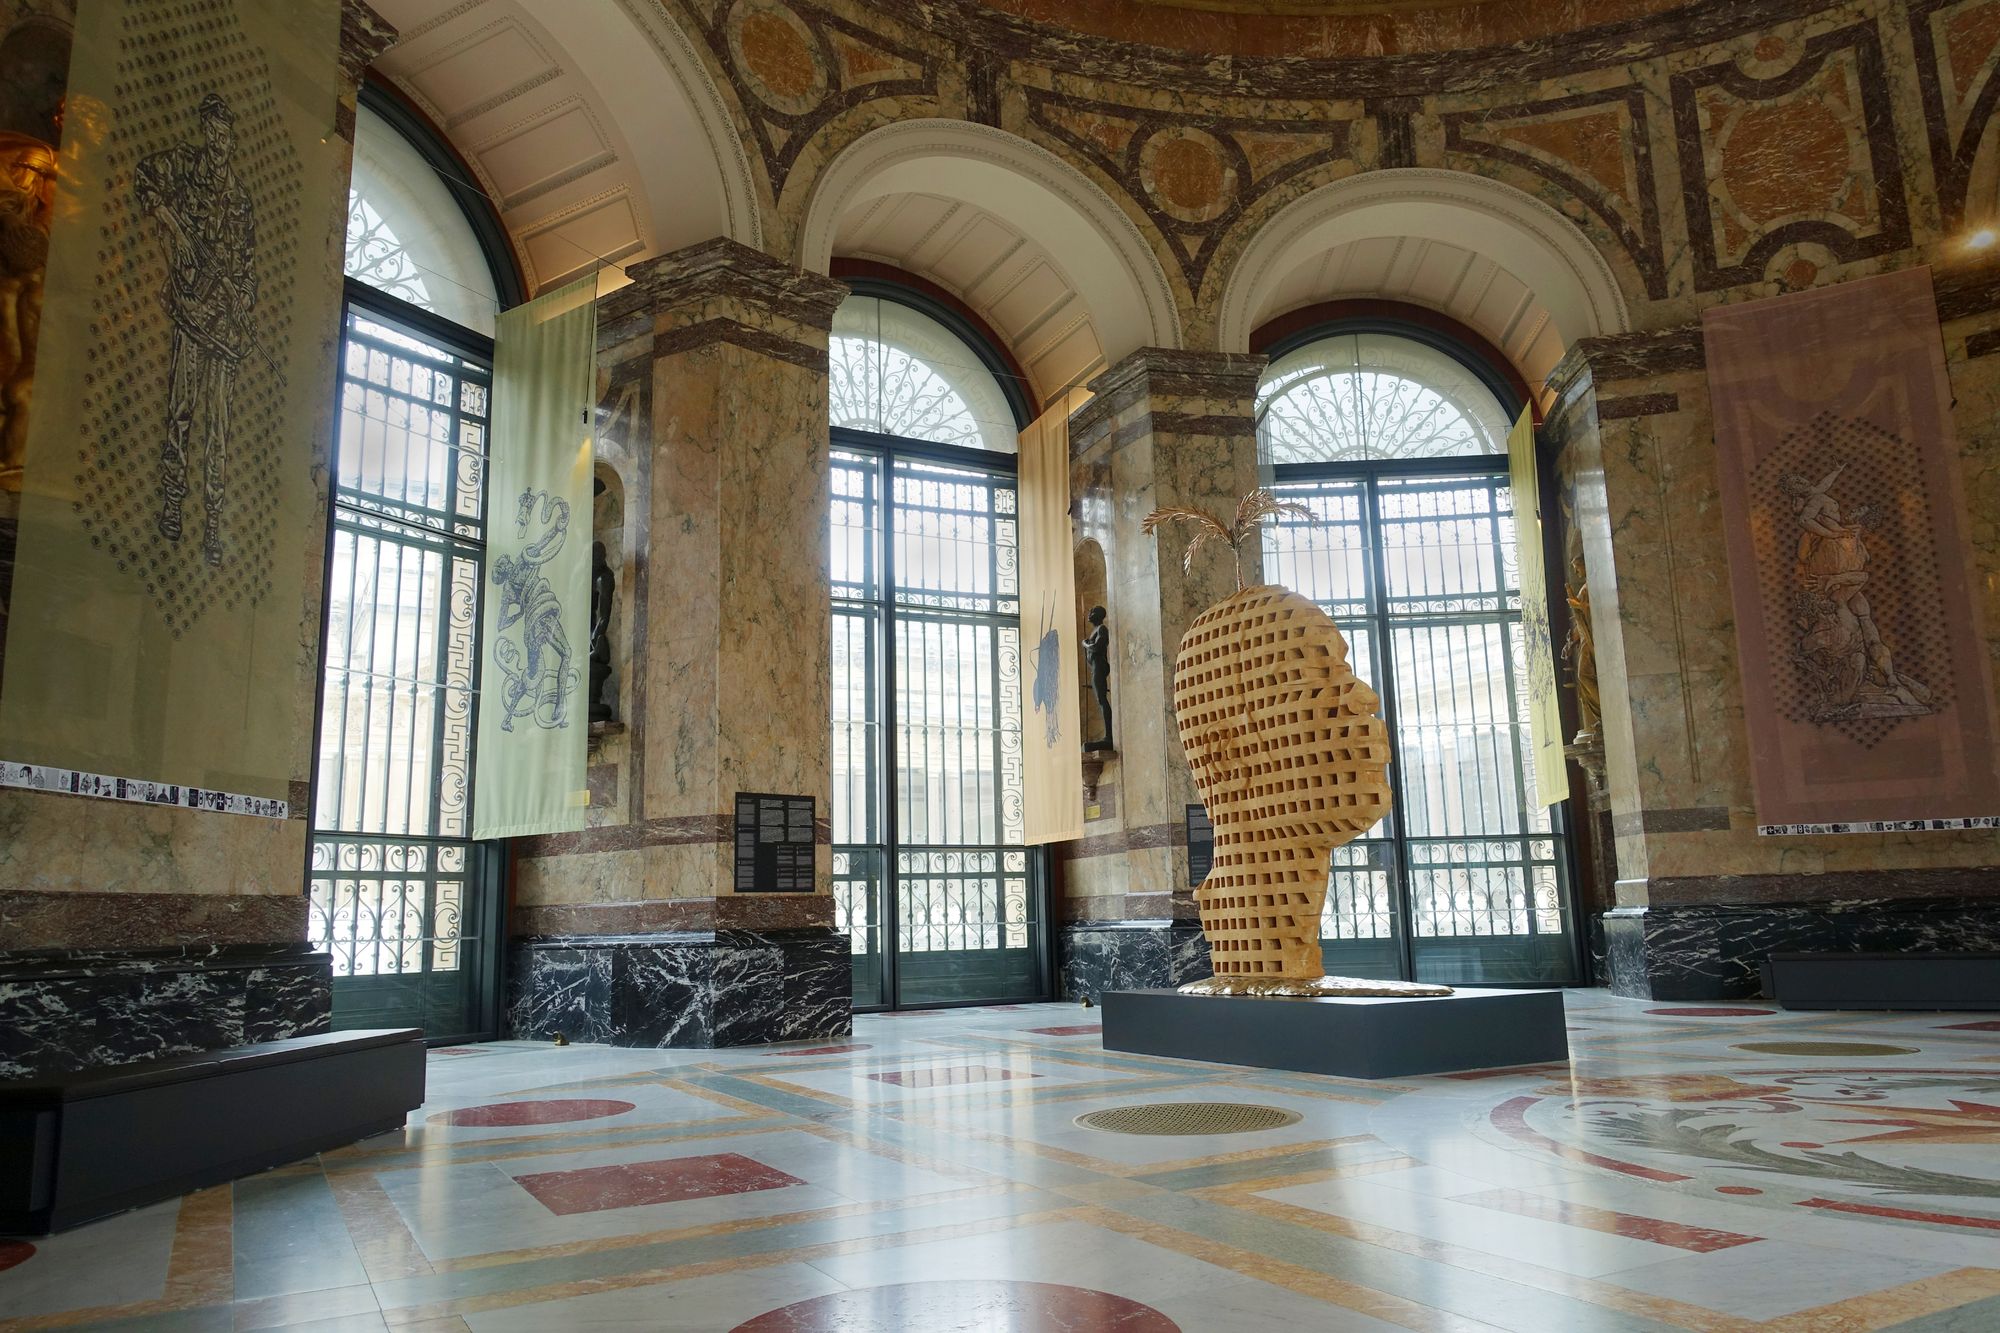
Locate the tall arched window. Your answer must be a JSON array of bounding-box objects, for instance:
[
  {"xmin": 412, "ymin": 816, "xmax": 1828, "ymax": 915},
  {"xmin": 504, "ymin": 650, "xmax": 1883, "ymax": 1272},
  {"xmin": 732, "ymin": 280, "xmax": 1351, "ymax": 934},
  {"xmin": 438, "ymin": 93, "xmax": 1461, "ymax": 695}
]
[
  {"xmin": 827, "ymin": 286, "xmax": 1044, "ymax": 1011},
  {"xmin": 310, "ymin": 89, "xmax": 514, "ymax": 1039},
  {"xmin": 1257, "ymin": 317, "xmax": 1577, "ymax": 986}
]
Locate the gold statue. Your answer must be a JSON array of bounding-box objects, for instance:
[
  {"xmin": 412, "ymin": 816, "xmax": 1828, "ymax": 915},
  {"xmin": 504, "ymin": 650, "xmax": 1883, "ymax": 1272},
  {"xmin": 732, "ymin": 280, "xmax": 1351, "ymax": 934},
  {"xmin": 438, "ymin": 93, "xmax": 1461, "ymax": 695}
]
[
  {"xmin": 0, "ymin": 131, "xmax": 55, "ymax": 492},
  {"xmin": 1144, "ymin": 492, "xmax": 1451, "ymax": 999}
]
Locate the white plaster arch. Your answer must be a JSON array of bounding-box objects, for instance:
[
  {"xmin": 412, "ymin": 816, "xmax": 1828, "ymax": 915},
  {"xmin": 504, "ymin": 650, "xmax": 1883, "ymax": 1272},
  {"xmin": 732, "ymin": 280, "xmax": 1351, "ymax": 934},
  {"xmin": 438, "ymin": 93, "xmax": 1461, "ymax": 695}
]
[
  {"xmin": 800, "ymin": 119, "xmax": 1180, "ymax": 360},
  {"xmin": 580, "ymin": 0, "xmax": 762, "ymax": 249},
  {"xmin": 1218, "ymin": 168, "xmax": 1630, "ymax": 355}
]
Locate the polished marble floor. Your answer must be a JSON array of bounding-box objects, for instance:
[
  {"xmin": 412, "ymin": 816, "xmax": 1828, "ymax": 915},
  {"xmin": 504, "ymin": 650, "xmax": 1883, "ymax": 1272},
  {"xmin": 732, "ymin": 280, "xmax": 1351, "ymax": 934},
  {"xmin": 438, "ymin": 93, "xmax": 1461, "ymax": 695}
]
[{"xmin": 4, "ymin": 989, "xmax": 2000, "ymax": 1330}]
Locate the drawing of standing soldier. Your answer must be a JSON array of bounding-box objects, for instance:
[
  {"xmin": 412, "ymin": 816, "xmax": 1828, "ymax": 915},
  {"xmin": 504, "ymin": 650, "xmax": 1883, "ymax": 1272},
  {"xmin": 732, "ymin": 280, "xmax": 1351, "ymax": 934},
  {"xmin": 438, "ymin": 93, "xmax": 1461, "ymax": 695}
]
[{"xmin": 134, "ymin": 92, "xmax": 259, "ymax": 567}]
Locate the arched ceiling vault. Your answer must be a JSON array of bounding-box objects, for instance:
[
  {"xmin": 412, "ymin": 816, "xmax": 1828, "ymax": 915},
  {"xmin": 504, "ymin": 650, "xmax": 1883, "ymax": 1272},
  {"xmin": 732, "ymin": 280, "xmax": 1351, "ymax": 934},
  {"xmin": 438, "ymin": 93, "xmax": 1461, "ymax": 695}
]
[{"xmin": 368, "ymin": 0, "xmax": 758, "ymax": 296}]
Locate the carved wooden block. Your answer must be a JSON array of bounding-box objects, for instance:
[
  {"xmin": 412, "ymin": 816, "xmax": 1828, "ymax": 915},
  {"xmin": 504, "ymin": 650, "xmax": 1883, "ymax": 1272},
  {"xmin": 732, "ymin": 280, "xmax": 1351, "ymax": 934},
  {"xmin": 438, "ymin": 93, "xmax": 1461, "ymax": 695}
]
[{"xmin": 1173, "ymin": 585, "xmax": 1413, "ymax": 991}]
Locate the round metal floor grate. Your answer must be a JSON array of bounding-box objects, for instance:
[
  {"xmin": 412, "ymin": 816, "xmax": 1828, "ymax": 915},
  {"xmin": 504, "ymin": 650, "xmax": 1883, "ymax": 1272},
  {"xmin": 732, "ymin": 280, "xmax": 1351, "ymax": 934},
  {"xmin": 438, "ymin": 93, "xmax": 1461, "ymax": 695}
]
[{"xmin": 1074, "ymin": 1102, "xmax": 1302, "ymax": 1136}]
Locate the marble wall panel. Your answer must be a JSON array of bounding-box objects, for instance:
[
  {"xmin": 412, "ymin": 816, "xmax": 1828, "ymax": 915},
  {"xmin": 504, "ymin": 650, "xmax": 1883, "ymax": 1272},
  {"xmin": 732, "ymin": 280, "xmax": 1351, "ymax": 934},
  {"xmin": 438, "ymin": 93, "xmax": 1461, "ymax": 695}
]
[
  {"xmin": 1058, "ymin": 922, "xmax": 1210, "ymax": 1001},
  {"xmin": 1605, "ymin": 895, "xmax": 2000, "ymax": 999},
  {"xmin": 507, "ymin": 929, "xmax": 851, "ymax": 1049},
  {"xmin": 0, "ymin": 945, "xmax": 330, "ymax": 1080}
]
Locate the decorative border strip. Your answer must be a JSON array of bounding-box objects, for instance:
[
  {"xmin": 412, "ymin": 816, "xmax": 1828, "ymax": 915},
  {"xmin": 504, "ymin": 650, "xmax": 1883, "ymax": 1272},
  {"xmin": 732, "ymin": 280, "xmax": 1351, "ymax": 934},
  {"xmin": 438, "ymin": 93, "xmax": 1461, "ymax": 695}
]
[
  {"xmin": 0, "ymin": 760, "xmax": 288, "ymax": 819},
  {"xmin": 1758, "ymin": 817, "xmax": 2000, "ymax": 836}
]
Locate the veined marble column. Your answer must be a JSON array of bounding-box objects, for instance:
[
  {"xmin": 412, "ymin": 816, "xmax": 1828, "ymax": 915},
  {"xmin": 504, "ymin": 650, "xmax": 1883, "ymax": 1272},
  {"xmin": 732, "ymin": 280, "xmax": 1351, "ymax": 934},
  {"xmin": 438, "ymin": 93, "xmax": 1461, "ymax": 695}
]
[
  {"xmin": 0, "ymin": 0, "xmax": 397, "ymax": 1080},
  {"xmin": 1548, "ymin": 325, "xmax": 2000, "ymax": 1000},
  {"xmin": 1059, "ymin": 350, "xmax": 1266, "ymax": 999},
  {"xmin": 507, "ymin": 238, "xmax": 853, "ymax": 1047}
]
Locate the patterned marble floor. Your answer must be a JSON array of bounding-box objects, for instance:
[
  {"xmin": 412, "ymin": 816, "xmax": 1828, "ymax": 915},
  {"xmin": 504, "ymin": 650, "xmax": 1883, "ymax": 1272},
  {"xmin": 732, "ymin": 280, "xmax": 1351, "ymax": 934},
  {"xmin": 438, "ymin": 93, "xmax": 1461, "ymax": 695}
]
[{"xmin": 3, "ymin": 989, "xmax": 2000, "ymax": 1331}]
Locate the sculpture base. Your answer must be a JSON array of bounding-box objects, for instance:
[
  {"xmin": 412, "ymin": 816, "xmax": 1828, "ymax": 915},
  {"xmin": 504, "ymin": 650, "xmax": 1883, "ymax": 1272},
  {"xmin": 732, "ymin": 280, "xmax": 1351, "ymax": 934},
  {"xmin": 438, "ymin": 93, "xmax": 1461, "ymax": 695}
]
[
  {"xmin": 1178, "ymin": 974, "xmax": 1454, "ymax": 998},
  {"xmin": 1102, "ymin": 986, "xmax": 1568, "ymax": 1079}
]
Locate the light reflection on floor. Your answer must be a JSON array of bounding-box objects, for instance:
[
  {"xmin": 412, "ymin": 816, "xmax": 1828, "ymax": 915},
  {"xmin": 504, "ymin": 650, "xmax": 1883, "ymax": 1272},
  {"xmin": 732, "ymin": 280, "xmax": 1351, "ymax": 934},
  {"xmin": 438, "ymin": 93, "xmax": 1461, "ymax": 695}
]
[{"xmin": 2, "ymin": 990, "xmax": 1998, "ymax": 1331}]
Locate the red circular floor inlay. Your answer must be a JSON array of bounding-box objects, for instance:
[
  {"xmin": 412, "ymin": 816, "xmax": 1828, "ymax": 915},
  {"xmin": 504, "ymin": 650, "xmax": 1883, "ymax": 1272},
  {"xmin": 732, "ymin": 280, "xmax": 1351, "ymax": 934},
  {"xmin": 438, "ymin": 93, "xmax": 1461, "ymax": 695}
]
[
  {"xmin": 1647, "ymin": 1007, "xmax": 1775, "ymax": 1017},
  {"xmin": 731, "ymin": 1281, "xmax": 1180, "ymax": 1331},
  {"xmin": 432, "ymin": 1098, "xmax": 636, "ymax": 1127},
  {"xmin": 0, "ymin": 1241, "xmax": 33, "ymax": 1273},
  {"xmin": 1715, "ymin": 1186, "xmax": 1763, "ymax": 1196}
]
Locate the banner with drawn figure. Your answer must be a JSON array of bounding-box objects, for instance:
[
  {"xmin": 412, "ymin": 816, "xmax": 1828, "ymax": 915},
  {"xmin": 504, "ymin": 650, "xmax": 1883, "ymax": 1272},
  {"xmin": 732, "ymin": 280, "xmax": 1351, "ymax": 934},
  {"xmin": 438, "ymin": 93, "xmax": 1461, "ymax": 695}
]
[
  {"xmin": 0, "ymin": 0, "xmax": 346, "ymax": 804},
  {"xmin": 1018, "ymin": 389, "xmax": 1086, "ymax": 845},
  {"xmin": 472, "ymin": 278, "xmax": 596, "ymax": 839},
  {"xmin": 1507, "ymin": 406, "xmax": 1569, "ymax": 808},
  {"xmin": 1704, "ymin": 268, "xmax": 2000, "ymax": 830}
]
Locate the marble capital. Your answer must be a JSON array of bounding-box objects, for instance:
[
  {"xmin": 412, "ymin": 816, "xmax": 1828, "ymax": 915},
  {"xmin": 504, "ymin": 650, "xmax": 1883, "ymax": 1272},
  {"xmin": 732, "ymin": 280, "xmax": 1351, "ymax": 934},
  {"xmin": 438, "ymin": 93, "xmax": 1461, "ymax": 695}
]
[{"xmin": 599, "ymin": 238, "xmax": 849, "ymax": 367}]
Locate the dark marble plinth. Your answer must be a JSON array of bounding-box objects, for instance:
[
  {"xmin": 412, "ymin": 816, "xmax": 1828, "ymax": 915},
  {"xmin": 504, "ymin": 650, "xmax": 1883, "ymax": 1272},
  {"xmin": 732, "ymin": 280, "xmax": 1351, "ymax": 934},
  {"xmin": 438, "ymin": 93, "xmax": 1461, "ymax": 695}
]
[
  {"xmin": 1103, "ymin": 987, "xmax": 1569, "ymax": 1078},
  {"xmin": 0, "ymin": 944, "xmax": 332, "ymax": 1080},
  {"xmin": 1604, "ymin": 895, "xmax": 2000, "ymax": 1000},
  {"xmin": 506, "ymin": 928, "xmax": 851, "ymax": 1048},
  {"xmin": 1058, "ymin": 921, "xmax": 1210, "ymax": 1002}
]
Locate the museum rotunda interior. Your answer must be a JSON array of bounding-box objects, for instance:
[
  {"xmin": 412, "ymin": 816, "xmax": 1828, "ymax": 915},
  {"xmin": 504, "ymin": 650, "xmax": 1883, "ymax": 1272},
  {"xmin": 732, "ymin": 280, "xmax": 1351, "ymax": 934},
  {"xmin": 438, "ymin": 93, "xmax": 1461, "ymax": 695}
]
[{"xmin": 2, "ymin": 0, "xmax": 2000, "ymax": 1328}]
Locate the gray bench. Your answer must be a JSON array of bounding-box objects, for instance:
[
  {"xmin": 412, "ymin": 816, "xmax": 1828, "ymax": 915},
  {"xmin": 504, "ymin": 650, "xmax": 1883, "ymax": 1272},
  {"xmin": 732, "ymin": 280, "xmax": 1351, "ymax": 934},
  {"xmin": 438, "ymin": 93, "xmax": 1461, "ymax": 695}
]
[
  {"xmin": 1763, "ymin": 951, "xmax": 2000, "ymax": 1011},
  {"xmin": 0, "ymin": 1028, "xmax": 426, "ymax": 1234}
]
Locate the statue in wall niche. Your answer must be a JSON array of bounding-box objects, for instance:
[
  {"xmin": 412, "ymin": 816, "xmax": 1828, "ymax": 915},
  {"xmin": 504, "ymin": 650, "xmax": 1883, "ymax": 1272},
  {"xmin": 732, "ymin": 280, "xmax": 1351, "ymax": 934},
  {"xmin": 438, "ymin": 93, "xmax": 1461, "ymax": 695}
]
[
  {"xmin": 0, "ymin": 129, "xmax": 53, "ymax": 492},
  {"xmin": 588, "ymin": 539, "xmax": 614, "ymax": 723},
  {"xmin": 1561, "ymin": 551, "xmax": 1601, "ymax": 739},
  {"xmin": 1782, "ymin": 463, "xmax": 1935, "ymax": 723},
  {"xmin": 1143, "ymin": 491, "xmax": 1452, "ymax": 999},
  {"xmin": 1082, "ymin": 604, "xmax": 1113, "ymax": 752}
]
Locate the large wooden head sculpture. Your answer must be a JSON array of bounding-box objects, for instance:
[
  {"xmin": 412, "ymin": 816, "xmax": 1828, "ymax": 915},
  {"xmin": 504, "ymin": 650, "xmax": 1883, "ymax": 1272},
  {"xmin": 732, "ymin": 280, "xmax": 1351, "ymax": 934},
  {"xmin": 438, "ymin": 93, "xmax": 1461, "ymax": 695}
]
[{"xmin": 1147, "ymin": 493, "xmax": 1450, "ymax": 998}]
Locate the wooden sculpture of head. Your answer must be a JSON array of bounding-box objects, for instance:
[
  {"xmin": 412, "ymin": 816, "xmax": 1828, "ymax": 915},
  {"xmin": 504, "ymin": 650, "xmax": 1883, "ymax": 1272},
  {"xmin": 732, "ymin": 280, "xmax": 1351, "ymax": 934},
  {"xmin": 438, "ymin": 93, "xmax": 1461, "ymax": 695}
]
[{"xmin": 1146, "ymin": 492, "xmax": 1450, "ymax": 997}]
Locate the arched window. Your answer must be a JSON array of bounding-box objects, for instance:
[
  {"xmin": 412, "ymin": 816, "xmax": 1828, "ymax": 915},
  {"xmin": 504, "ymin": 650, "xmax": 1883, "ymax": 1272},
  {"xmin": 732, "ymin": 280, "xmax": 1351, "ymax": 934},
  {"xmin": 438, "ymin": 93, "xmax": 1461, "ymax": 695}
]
[
  {"xmin": 343, "ymin": 100, "xmax": 503, "ymax": 336},
  {"xmin": 826, "ymin": 285, "xmax": 1045, "ymax": 1013},
  {"xmin": 311, "ymin": 91, "xmax": 513, "ymax": 1038},
  {"xmin": 1256, "ymin": 317, "xmax": 1576, "ymax": 988},
  {"xmin": 829, "ymin": 294, "xmax": 1020, "ymax": 453},
  {"xmin": 1257, "ymin": 331, "xmax": 1513, "ymax": 464}
]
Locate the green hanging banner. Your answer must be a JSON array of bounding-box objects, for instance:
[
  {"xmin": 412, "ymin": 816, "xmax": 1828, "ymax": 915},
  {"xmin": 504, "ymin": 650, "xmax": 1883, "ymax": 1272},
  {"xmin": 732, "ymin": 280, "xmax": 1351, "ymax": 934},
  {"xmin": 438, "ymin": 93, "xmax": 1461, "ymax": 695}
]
[{"xmin": 472, "ymin": 277, "xmax": 596, "ymax": 839}]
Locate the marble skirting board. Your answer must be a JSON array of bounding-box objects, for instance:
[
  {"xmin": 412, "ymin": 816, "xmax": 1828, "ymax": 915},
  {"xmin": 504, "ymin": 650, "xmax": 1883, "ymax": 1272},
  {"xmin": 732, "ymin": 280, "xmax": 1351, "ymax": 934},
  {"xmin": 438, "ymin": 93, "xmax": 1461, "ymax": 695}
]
[
  {"xmin": 506, "ymin": 928, "xmax": 851, "ymax": 1048},
  {"xmin": 1603, "ymin": 895, "xmax": 2000, "ymax": 1000},
  {"xmin": 0, "ymin": 944, "xmax": 332, "ymax": 1080},
  {"xmin": 1059, "ymin": 921, "xmax": 1211, "ymax": 1002}
]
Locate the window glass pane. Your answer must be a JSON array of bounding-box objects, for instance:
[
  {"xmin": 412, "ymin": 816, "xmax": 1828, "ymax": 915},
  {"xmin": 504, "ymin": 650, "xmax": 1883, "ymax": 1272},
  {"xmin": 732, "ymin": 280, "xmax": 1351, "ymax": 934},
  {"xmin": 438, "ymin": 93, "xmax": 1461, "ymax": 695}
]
[
  {"xmin": 345, "ymin": 105, "xmax": 498, "ymax": 336},
  {"xmin": 1257, "ymin": 332, "xmax": 1512, "ymax": 464},
  {"xmin": 830, "ymin": 295, "xmax": 1018, "ymax": 453}
]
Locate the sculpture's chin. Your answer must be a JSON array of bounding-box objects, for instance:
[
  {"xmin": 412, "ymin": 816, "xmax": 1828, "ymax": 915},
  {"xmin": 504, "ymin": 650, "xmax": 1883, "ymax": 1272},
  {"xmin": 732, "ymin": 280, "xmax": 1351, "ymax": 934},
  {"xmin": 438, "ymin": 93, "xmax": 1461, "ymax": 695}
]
[{"xmin": 1178, "ymin": 975, "xmax": 1455, "ymax": 998}]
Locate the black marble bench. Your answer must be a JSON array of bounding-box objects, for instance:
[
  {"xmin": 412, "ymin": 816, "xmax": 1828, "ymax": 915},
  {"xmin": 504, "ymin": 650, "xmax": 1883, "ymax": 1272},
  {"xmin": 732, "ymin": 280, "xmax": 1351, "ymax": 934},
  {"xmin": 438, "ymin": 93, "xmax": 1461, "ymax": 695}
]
[
  {"xmin": 1763, "ymin": 951, "xmax": 2000, "ymax": 1011},
  {"xmin": 0, "ymin": 1028, "xmax": 426, "ymax": 1234}
]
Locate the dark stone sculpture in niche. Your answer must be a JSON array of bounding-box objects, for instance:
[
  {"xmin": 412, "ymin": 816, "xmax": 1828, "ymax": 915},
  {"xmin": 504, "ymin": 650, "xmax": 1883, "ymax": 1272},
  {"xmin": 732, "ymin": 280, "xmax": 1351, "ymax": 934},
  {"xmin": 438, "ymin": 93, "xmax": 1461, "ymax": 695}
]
[
  {"xmin": 1083, "ymin": 604, "xmax": 1113, "ymax": 752},
  {"xmin": 588, "ymin": 538, "xmax": 614, "ymax": 724}
]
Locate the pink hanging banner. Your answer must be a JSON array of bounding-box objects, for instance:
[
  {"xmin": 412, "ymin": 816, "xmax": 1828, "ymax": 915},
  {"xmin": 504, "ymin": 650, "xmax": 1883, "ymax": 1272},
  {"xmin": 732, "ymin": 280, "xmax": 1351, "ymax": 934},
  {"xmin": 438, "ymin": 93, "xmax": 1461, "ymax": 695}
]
[{"xmin": 1702, "ymin": 266, "xmax": 2000, "ymax": 833}]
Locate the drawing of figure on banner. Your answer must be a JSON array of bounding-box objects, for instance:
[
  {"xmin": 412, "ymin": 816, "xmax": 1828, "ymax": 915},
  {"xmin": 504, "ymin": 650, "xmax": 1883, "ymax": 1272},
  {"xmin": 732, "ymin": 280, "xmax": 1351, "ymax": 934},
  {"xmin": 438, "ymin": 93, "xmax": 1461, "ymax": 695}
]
[
  {"xmin": 135, "ymin": 92, "xmax": 264, "ymax": 568},
  {"xmin": 1030, "ymin": 604, "xmax": 1062, "ymax": 748},
  {"xmin": 1782, "ymin": 459, "xmax": 1934, "ymax": 726},
  {"xmin": 491, "ymin": 487, "xmax": 577, "ymax": 731}
]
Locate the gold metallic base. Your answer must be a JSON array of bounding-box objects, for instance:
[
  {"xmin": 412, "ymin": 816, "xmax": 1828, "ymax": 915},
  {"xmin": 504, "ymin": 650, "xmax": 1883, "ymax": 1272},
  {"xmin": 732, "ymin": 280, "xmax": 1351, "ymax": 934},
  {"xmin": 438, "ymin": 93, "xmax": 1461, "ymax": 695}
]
[{"xmin": 1177, "ymin": 974, "xmax": 1455, "ymax": 998}]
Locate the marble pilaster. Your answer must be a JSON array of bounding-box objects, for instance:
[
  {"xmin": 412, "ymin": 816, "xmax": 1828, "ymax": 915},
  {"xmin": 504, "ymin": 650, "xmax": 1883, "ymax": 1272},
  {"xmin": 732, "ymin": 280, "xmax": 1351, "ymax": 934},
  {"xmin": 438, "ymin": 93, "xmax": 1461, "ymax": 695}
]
[
  {"xmin": 0, "ymin": 0, "xmax": 393, "ymax": 1077},
  {"xmin": 508, "ymin": 238, "xmax": 852, "ymax": 1046},
  {"xmin": 1055, "ymin": 349, "xmax": 1261, "ymax": 995},
  {"xmin": 1549, "ymin": 317, "xmax": 2000, "ymax": 999}
]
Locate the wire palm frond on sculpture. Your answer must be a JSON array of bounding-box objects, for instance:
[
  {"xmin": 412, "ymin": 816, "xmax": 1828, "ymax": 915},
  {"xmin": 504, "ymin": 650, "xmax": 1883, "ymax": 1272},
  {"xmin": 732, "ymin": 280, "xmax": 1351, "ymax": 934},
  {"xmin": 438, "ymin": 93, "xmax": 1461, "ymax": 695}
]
[{"xmin": 1145, "ymin": 490, "xmax": 1451, "ymax": 999}]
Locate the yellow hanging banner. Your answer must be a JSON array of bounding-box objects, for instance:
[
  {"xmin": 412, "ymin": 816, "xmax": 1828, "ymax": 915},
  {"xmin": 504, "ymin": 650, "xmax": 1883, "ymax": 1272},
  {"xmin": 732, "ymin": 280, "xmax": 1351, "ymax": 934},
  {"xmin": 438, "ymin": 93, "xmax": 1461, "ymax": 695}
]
[
  {"xmin": 1017, "ymin": 389, "xmax": 1086, "ymax": 845},
  {"xmin": 1508, "ymin": 406, "xmax": 1569, "ymax": 808},
  {"xmin": 0, "ymin": 0, "xmax": 346, "ymax": 806}
]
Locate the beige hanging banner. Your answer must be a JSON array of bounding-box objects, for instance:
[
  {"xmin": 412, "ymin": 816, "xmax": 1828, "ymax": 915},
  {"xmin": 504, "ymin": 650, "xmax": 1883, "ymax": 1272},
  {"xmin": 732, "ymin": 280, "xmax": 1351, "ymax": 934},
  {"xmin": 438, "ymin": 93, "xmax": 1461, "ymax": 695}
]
[
  {"xmin": 1018, "ymin": 390, "xmax": 1085, "ymax": 844},
  {"xmin": 0, "ymin": 0, "xmax": 347, "ymax": 805},
  {"xmin": 471, "ymin": 277, "xmax": 597, "ymax": 839},
  {"xmin": 1507, "ymin": 406, "xmax": 1569, "ymax": 808},
  {"xmin": 1704, "ymin": 267, "xmax": 2000, "ymax": 831}
]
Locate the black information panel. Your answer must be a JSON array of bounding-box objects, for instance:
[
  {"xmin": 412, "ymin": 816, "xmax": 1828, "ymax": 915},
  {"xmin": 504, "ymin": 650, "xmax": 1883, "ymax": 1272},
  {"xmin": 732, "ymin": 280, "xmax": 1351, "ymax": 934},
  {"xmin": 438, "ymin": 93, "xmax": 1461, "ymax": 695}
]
[
  {"xmin": 734, "ymin": 792, "xmax": 816, "ymax": 893},
  {"xmin": 1185, "ymin": 803, "xmax": 1213, "ymax": 887}
]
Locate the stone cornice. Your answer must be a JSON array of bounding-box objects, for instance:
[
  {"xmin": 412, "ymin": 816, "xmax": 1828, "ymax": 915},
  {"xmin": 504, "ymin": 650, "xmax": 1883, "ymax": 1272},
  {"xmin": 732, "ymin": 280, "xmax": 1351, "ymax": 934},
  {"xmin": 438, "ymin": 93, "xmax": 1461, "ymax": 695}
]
[
  {"xmin": 1071, "ymin": 348, "xmax": 1267, "ymax": 442},
  {"xmin": 602, "ymin": 238, "xmax": 849, "ymax": 332}
]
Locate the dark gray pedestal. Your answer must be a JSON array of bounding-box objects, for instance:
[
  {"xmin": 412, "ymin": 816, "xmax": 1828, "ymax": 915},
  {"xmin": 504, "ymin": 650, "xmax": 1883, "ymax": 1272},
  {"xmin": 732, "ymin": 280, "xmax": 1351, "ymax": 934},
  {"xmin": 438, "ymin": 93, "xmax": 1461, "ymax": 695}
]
[
  {"xmin": 1101, "ymin": 987, "xmax": 1569, "ymax": 1078},
  {"xmin": 1763, "ymin": 951, "xmax": 2000, "ymax": 1010}
]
